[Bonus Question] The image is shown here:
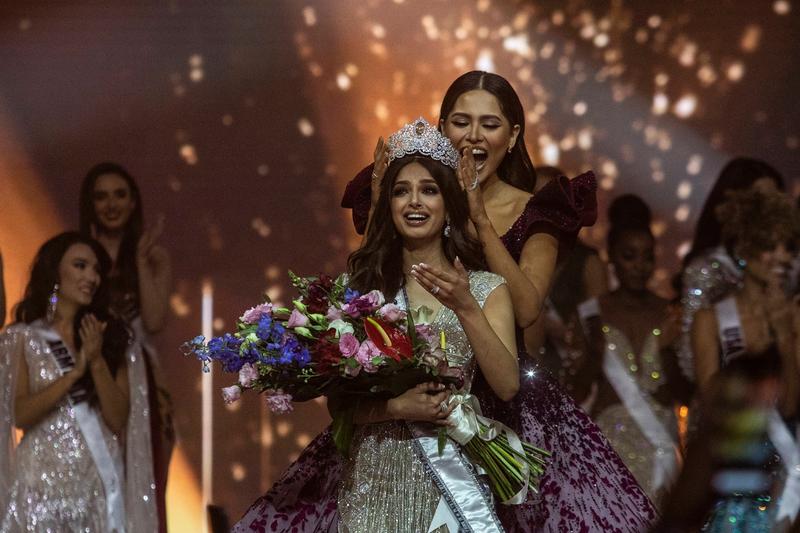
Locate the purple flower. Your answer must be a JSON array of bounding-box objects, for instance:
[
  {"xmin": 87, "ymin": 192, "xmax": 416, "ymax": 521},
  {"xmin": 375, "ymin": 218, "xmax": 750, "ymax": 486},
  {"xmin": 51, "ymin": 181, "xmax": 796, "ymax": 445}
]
[
  {"xmin": 325, "ymin": 305, "xmax": 343, "ymax": 322},
  {"xmin": 378, "ymin": 303, "xmax": 406, "ymax": 323},
  {"xmin": 287, "ymin": 309, "xmax": 309, "ymax": 328},
  {"xmin": 356, "ymin": 340, "xmax": 381, "ymax": 373},
  {"xmin": 240, "ymin": 303, "xmax": 273, "ymax": 324},
  {"xmin": 265, "ymin": 389, "xmax": 294, "ymax": 414},
  {"xmin": 222, "ymin": 385, "xmax": 241, "ymax": 404},
  {"xmin": 238, "ymin": 363, "xmax": 259, "ymax": 388},
  {"xmin": 338, "ymin": 332, "xmax": 360, "ymax": 357}
]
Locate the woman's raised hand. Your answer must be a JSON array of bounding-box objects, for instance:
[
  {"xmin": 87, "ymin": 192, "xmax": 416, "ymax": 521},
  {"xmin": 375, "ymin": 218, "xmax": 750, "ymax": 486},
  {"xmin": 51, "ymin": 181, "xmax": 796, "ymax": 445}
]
[
  {"xmin": 410, "ymin": 257, "xmax": 478, "ymax": 316},
  {"xmin": 370, "ymin": 136, "xmax": 390, "ymax": 207},
  {"xmin": 457, "ymin": 147, "xmax": 489, "ymax": 232},
  {"xmin": 137, "ymin": 214, "xmax": 165, "ymax": 267},
  {"xmin": 78, "ymin": 313, "xmax": 107, "ymax": 366},
  {"xmin": 386, "ymin": 382, "xmax": 454, "ymax": 425}
]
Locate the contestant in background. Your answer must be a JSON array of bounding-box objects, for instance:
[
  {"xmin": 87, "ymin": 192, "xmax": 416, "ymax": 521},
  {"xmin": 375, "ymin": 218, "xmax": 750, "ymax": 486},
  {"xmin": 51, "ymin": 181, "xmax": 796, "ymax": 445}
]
[
  {"xmin": 524, "ymin": 165, "xmax": 608, "ymax": 404},
  {"xmin": 344, "ymin": 71, "xmax": 656, "ymax": 531},
  {"xmin": 678, "ymin": 158, "xmax": 785, "ymax": 384},
  {"xmin": 0, "ymin": 232, "xmax": 146, "ymax": 531},
  {"xmin": 585, "ymin": 195, "xmax": 683, "ymax": 505},
  {"xmin": 79, "ymin": 162, "xmax": 170, "ymax": 532},
  {"xmin": 692, "ymin": 188, "xmax": 800, "ymax": 532}
]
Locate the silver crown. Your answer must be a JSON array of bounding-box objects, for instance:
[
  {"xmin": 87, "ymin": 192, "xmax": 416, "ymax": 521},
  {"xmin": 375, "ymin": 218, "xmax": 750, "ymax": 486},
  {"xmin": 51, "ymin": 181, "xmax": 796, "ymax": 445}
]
[{"xmin": 386, "ymin": 117, "xmax": 459, "ymax": 170}]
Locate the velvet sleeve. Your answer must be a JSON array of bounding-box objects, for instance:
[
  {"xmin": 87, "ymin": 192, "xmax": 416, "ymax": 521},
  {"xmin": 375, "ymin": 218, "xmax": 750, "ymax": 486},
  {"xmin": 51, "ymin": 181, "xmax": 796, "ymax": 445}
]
[{"xmin": 340, "ymin": 163, "xmax": 375, "ymax": 235}]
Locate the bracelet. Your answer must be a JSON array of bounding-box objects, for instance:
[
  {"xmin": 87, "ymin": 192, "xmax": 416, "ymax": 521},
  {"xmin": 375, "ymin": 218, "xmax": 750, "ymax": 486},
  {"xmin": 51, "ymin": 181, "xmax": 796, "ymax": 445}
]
[{"xmin": 371, "ymin": 171, "xmax": 380, "ymax": 182}]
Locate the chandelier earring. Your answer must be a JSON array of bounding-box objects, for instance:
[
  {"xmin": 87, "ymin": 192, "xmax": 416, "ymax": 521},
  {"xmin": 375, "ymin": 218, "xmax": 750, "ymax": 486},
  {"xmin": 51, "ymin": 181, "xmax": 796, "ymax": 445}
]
[
  {"xmin": 443, "ymin": 218, "xmax": 452, "ymax": 238},
  {"xmin": 47, "ymin": 282, "xmax": 60, "ymax": 323}
]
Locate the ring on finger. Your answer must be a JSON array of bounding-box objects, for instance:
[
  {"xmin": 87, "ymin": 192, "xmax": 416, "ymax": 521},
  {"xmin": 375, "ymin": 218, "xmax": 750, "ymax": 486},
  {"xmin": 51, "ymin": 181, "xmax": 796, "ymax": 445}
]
[
  {"xmin": 371, "ymin": 172, "xmax": 380, "ymax": 182},
  {"xmin": 440, "ymin": 401, "xmax": 448, "ymax": 413},
  {"xmin": 431, "ymin": 285, "xmax": 440, "ymax": 295}
]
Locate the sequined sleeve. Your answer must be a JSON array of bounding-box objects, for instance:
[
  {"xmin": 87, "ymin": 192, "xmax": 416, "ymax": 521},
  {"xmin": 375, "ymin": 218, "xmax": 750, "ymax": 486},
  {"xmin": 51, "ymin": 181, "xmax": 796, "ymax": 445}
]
[
  {"xmin": 0, "ymin": 325, "xmax": 25, "ymax": 513},
  {"xmin": 501, "ymin": 171, "xmax": 598, "ymax": 262},
  {"xmin": 677, "ymin": 253, "xmax": 742, "ymax": 381}
]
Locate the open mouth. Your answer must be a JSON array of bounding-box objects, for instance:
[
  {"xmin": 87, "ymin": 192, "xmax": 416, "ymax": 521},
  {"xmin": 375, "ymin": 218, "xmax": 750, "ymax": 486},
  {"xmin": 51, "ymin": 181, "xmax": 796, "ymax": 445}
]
[
  {"xmin": 471, "ymin": 148, "xmax": 488, "ymax": 170},
  {"xmin": 404, "ymin": 212, "xmax": 430, "ymax": 226}
]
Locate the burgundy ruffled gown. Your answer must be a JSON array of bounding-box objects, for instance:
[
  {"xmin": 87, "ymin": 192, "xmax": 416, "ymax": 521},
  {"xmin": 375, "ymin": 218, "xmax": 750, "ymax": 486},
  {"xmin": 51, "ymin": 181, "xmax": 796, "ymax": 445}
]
[{"xmin": 234, "ymin": 166, "xmax": 657, "ymax": 532}]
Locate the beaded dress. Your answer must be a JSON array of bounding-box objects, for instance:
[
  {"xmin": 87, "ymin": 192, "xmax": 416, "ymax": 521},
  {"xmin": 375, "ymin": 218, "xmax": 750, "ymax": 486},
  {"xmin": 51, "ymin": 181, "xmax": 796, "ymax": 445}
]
[
  {"xmin": 677, "ymin": 246, "xmax": 743, "ymax": 382},
  {"xmin": 591, "ymin": 323, "xmax": 678, "ymax": 503},
  {"xmin": 235, "ymin": 272, "xmax": 507, "ymax": 532},
  {"xmin": 342, "ymin": 166, "xmax": 657, "ymax": 530},
  {"xmin": 0, "ymin": 322, "xmax": 124, "ymax": 532}
]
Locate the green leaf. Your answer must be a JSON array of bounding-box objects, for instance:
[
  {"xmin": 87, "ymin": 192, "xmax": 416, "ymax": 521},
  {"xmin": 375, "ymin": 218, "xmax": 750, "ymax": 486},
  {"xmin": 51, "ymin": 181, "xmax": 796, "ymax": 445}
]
[{"xmin": 437, "ymin": 427, "xmax": 447, "ymax": 456}]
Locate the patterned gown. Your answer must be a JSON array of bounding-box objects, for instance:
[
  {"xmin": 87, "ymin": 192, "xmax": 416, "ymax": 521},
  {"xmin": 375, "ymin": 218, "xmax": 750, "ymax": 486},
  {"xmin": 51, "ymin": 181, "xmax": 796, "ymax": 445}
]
[
  {"xmin": 237, "ymin": 272, "xmax": 507, "ymax": 532},
  {"xmin": 0, "ymin": 323, "xmax": 123, "ymax": 532}
]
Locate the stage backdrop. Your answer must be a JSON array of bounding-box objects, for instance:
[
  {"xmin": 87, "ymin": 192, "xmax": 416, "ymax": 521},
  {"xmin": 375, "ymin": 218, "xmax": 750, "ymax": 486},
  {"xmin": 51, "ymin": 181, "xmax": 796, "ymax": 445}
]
[{"xmin": 1, "ymin": 0, "xmax": 798, "ymax": 527}]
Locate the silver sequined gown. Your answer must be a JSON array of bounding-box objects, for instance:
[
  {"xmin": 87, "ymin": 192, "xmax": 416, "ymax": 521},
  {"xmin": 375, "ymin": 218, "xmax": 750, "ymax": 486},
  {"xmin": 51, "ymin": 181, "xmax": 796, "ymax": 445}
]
[
  {"xmin": 0, "ymin": 323, "xmax": 123, "ymax": 532},
  {"xmin": 678, "ymin": 246, "xmax": 743, "ymax": 381},
  {"xmin": 336, "ymin": 271, "xmax": 506, "ymax": 533},
  {"xmin": 593, "ymin": 325, "xmax": 678, "ymax": 504}
]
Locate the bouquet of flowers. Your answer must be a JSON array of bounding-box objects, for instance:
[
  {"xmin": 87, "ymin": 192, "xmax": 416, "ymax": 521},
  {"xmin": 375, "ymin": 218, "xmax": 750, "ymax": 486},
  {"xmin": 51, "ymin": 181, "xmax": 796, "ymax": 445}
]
[
  {"xmin": 184, "ymin": 272, "xmax": 461, "ymax": 451},
  {"xmin": 184, "ymin": 271, "xmax": 549, "ymax": 501}
]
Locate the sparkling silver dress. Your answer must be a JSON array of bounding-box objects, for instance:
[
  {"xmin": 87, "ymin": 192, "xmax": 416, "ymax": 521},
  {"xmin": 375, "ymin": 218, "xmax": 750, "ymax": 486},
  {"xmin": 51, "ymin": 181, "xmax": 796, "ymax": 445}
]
[
  {"xmin": 0, "ymin": 323, "xmax": 123, "ymax": 532},
  {"xmin": 678, "ymin": 246, "xmax": 743, "ymax": 381},
  {"xmin": 336, "ymin": 271, "xmax": 505, "ymax": 533},
  {"xmin": 593, "ymin": 324, "xmax": 678, "ymax": 504}
]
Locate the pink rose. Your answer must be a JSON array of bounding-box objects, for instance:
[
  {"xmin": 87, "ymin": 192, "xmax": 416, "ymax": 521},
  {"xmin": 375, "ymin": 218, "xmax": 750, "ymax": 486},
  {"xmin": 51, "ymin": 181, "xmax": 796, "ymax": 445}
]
[
  {"xmin": 240, "ymin": 303, "xmax": 273, "ymax": 324},
  {"xmin": 238, "ymin": 363, "xmax": 258, "ymax": 388},
  {"xmin": 378, "ymin": 303, "xmax": 406, "ymax": 323},
  {"xmin": 415, "ymin": 324, "xmax": 435, "ymax": 344},
  {"xmin": 265, "ymin": 389, "xmax": 294, "ymax": 414},
  {"xmin": 356, "ymin": 340, "xmax": 381, "ymax": 373},
  {"xmin": 221, "ymin": 385, "xmax": 241, "ymax": 404},
  {"xmin": 363, "ymin": 290, "xmax": 385, "ymax": 311},
  {"xmin": 287, "ymin": 309, "xmax": 309, "ymax": 328},
  {"xmin": 339, "ymin": 332, "xmax": 360, "ymax": 357},
  {"xmin": 325, "ymin": 305, "xmax": 343, "ymax": 322}
]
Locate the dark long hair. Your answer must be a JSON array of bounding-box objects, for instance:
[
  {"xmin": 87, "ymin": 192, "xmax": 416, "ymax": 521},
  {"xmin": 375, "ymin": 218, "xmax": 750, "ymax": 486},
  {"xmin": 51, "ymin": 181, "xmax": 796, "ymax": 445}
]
[
  {"xmin": 347, "ymin": 155, "xmax": 486, "ymax": 296},
  {"xmin": 684, "ymin": 157, "xmax": 785, "ymax": 266},
  {"xmin": 607, "ymin": 194, "xmax": 654, "ymax": 252},
  {"xmin": 79, "ymin": 162, "xmax": 144, "ymax": 301},
  {"xmin": 14, "ymin": 232, "xmax": 129, "ymax": 380},
  {"xmin": 438, "ymin": 71, "xmax": 537, "ymax": 192}
]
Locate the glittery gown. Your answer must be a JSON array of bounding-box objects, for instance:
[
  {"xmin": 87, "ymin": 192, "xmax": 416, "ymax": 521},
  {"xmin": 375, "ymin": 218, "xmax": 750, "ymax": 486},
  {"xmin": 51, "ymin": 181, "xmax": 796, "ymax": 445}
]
[
  {"xmin": 591, "ymin": 324, "xmax": 678, "ymax": 504},
  {"xmin": 677, "ymin": 246, "xmax": 743, "ymax": 382},
  {"xmin": 344, "ymin": 166, "xmax": 657, "ymax": 530},
  {"xmin": 235, "ymin": 272, "xmax": 507, "ymax": 532},
  {"xmin": 0, "ymin": 323, "xmax": 124, "ymax": 532}
]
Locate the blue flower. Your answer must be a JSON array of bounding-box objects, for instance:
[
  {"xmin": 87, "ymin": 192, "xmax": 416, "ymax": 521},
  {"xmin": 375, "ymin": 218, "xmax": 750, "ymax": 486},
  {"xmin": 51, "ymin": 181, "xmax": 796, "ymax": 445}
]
[
  {"xmin": 344, "ymin": 287, "xmax": 361, "ymax": 304},
  {"xmin": 206, "ymin": 334, "xmax": 245, "ymax": 373}
]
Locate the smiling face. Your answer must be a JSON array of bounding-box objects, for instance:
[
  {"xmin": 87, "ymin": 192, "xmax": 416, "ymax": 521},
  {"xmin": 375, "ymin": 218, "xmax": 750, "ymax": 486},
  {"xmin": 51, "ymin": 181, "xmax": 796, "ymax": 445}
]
[
  {"xmin": 390, "ymin": 162, "xmax": 446, "ymax": 244},
  {"xmin": 92, "ymin": 173, "xmax": 136, "ymax": 232},
  {"xmin": 440, "ymin": 89, "xmax": 520, "ymax": 183},
  {"xmin": 610, "ymin": 230, "xmax": 655, "ymax": 292},
  {"xmin": 57, "ymin": 243, "xmax": 101, "ymax": 309},
  {"xmin": 742, "ymin": 242, "xmax": 791, "ymax": 287}
]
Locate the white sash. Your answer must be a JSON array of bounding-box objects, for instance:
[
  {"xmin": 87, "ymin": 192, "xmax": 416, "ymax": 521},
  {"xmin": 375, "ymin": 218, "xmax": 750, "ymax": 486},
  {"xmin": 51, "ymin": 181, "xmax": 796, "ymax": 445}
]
[
  {"xmin": 714, "ymin": 299, "xmax": 800, "ymax": 524},
  {"xmin": 408, "ymin": 419, "xmax": 505, "ymax": 533},
  {"xmin": 714, "ymin": 296, "xmax": 746, "ymax": 363},
  {"xmin": 37, "ymin": 323, "xmax": 127, "ymax": 532},
  {"xmin": 768, "ymin": 407, "xmax": 800, "ymax": 523},
  {"xmin": 602, "ymin": 339, "xmax": 680, "ymax": 491}
]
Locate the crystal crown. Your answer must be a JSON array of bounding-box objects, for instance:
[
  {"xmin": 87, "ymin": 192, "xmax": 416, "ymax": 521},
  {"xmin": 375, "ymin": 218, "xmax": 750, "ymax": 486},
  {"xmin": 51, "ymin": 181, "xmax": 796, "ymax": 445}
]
[{"xmin": 386, "ymin": 117, "xmax": 459, "ymax": 170}]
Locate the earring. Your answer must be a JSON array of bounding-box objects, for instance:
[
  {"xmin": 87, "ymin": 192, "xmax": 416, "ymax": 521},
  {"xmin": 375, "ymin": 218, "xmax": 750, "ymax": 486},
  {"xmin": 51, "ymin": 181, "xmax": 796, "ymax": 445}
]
[
  {"xmin": 443, "ymin": 219, "xmax": 451, "ymax": 238},
  {"xmin": 507, "ymin": 145, "xmax": 513, "ymax": 154},
  {"xmin": 47, "ymin": 283, "xmax": 59, "ymax": 323}
]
